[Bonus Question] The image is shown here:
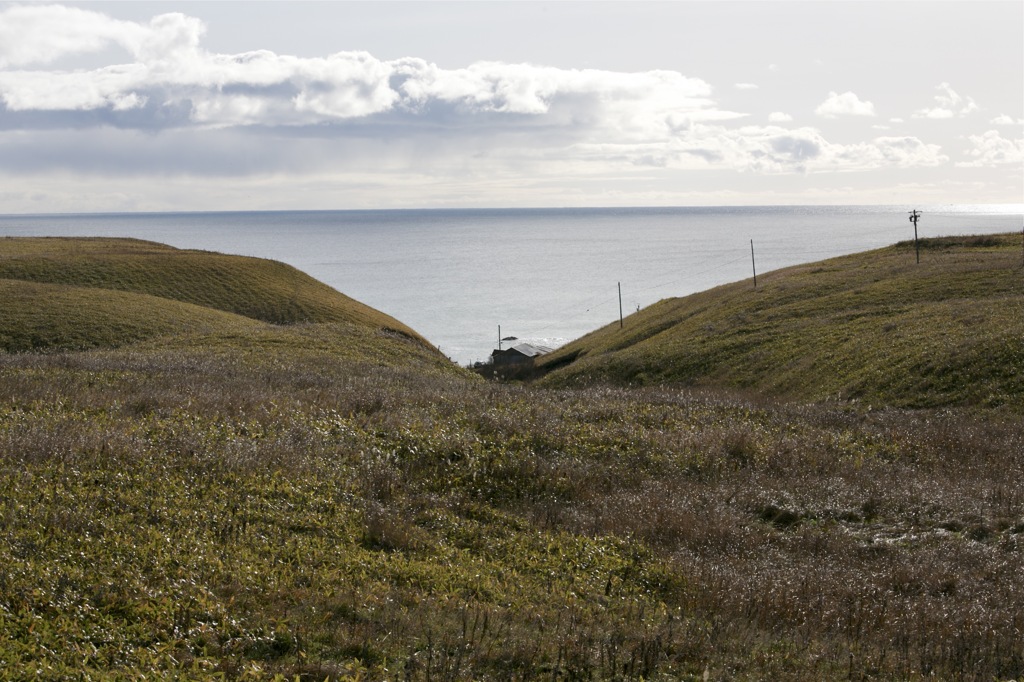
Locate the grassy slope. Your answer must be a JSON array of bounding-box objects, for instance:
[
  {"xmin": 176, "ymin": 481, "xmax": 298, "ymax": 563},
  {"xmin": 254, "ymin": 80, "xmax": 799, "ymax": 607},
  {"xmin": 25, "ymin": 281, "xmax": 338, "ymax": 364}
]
[
  {"xmin": 0, "ymin": 236, "xmax": 1022, "ymax": 679},
  {"xmin": 0, "ymin": 278, "xmax": 267, "ymax": 352},
  {"xmin": 539, "ymin": 234, "xmax": 1024, "ymax": 410},
  {"xmin": 0, "ymin": 236, "xmax": 424, "ymax": 331},
  {"xmin": 0, "ymin": 237, "xmax": 438, "ymax": 361}
]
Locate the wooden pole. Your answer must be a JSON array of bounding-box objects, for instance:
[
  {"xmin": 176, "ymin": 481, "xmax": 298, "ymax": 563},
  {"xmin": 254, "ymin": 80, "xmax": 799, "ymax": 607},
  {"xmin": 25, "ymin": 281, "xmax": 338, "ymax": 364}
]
[
  {"xmin": 498, "ymin": 325, "xmax": 501, "ymax": 351},
  {"xmin": 618, "ymin": 282, "xmax": 623, "ymax": 329},
  {"xmin": 750, "ymin": 239, "xmax": 757, "ymax": 289},
  {"xmin": 909, "ymin": 209, "xmax": 921, "ymax": 264}
]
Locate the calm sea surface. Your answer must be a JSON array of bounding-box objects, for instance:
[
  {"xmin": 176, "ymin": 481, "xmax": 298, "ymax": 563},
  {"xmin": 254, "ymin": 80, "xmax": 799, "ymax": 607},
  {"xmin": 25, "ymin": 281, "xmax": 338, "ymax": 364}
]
[{"xmin": 1, "ymin": 205, "xmax": 1020, "ymax": 365}]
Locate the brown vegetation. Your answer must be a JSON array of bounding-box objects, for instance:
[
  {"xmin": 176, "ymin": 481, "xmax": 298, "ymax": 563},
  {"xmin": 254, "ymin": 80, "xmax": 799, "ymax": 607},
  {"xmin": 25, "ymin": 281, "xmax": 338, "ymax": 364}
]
[
  {"xmin": 1, "ymin": 344, "xmax": 1021, "ymax": 679},
  {"xmin": 0, "ymin": 235, "xmax": 1021, "ymax": 679}
]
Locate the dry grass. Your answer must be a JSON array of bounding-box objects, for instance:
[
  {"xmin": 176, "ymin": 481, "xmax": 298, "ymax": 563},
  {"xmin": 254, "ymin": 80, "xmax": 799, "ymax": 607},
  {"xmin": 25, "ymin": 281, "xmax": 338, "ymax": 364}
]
[
  {"xmin": 1, "ymin": 234, "xmax": 1021, "ymax": 679},
  {"xmin": 0, "ymin": 345, "xmax": 1020, "ymax": 680}
]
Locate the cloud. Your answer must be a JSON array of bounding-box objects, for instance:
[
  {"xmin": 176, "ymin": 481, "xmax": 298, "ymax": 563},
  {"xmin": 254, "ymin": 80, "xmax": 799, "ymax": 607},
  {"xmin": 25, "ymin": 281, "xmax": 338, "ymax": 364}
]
[
  {"xmin": 956, "ymin": 130, "xmax": 1024, "ymax": 167},
  {"xmin": 913, "ymin": 82, "xmax": 978, "ymax": 119},
  {"xmin": 575, "ymin": 121, "xmax": 947, "ymax": 176},
  {"xmin": 815, "ymin": 91, "xmax": 876, "ymax": 118},
  {"xmin": 858, "ymin": 136, "xmax": 948, "ymax": 169},
  {"xmin": 990, "ymin": 114, "xmax": 1023, "ymax": 126},
  {"xmin": 0, "ymin": 5, "xmax": 148, "ymax": 67},
  {"xmin": 750, "ymin": 130, "xmax": 945, "ymax": 173},
  {"xmin": 734, "ymin": 83, "xmax": 758, "ymax": 90},
  {"xmin": 0, "ymin": 3, "xmax": 960, "ymax": 191},
  {"xmin": 0, "ymin": 4, "xmax": 719, "ymax": 136}
]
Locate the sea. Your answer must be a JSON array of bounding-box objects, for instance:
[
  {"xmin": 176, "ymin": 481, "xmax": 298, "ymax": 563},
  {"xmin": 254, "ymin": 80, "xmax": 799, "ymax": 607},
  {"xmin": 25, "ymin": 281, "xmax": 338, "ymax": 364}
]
[{"xmin": 1, "ymin": 205, "xmax": 1021, "ymax": 366}]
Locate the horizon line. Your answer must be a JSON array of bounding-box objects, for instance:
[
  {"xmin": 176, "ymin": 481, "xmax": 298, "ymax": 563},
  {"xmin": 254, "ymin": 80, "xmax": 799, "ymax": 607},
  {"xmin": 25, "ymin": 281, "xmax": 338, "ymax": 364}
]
[{"xmin": 3, "ymin": 203, "xmax": 1023, "ymax": 219}]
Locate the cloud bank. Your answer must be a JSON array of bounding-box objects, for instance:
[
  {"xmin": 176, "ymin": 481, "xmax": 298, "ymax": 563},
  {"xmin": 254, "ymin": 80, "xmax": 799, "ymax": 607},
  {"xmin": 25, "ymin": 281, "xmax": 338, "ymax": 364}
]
[
  {"xmin": 0, "ymin": 3, "xmax": 1014, "ymax": 211},
  {"xmin": 0, "ymin": 5, "xmax": 718, "ymax": 132}
]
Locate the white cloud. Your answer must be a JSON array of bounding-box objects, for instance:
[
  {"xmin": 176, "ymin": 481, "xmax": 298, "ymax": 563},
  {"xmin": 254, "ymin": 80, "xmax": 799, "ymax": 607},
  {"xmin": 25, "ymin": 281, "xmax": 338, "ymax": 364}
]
[
  {"xmin": 913, "ymin": 82, "xmax": 978, "ymax": 119},
  {"xmin": 570, "ymin": 121, "xmax": 947, "ymax": 176},
  {"xmin": 0, "ymin": 4, "xmax": 721, "ymax": 137},
  {"xmin": 815, "ymin": 91, "xmax": 876, "ymax": 118},
  {"xmin": 990, "ymin": 114, "xmax": 1023, "ymax": 126},
  {"xmin": 400, "ymin": 60, "xmax": 717, "ymax": 123},
  {"xmin": 0, "ymin": 3, "xmax": 965, "ymax": 197},
  {"xmin": 769, "ymin": 132, "xmax": 945, "ymax": 172},
  {"xmin": 735, "ymin": 83, "xmax": 758, "ymax": 90},
  {"xmin": 0, "ymin": 5, "xmax": 214, "ymax": 76},
  {"xmin": 857, "ymin": 136, "xmax": 948, "ymax": 169},
  {"xmin": 957, "ymin": 130, "xmax": 1024, "ymax": 167},
  {"xmin": 0, "ymin": 5, "xmax": 146, "ymax": 67}
]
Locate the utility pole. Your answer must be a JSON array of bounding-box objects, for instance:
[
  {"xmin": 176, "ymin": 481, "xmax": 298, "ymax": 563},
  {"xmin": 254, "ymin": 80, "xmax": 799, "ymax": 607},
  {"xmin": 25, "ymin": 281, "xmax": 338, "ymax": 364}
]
[
  {"xmin": 618, "ymin": 282, "xmax": 624, "ymax": 329},
  {"xmin": 498, "ymin": 325, "xmax": 502, "ymax": 351},
  {"xmin": 750, "ymin": 239, "xmax": 757, "ymax": 289},
  {"xmin": 909, "ymin": 209, "xmax": 921, "ymax": 264}
]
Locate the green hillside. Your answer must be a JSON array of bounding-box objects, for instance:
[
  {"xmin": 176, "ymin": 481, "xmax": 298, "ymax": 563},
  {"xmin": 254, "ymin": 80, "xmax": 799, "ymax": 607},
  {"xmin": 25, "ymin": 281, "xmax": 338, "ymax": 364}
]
[
  {"xmin": 0, "ymin": 237, "xmax": 423, "ymax": 336},
  {"xmin": 0, "ymin": 278, "xmax": 268, "ymax": 352},
  {"xmin": 539, "ymin": 234, "xmax": 1024, "ymax": 410},
  {"xmin": 0, "ymin": 237, "xmax": 435, "ymax": 358}
]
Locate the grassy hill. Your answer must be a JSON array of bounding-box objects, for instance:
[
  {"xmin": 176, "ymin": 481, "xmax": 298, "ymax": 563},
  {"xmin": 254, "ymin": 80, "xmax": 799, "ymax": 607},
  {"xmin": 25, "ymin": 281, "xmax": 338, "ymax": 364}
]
[
  {"xmin": 539, "ymin": 233, "xmax": 1024, "ymax": 410},
  {"xmin": 0, "ymin": 237, "xmax": 418, "ymax": 329},
  {"xmin": 0, "ymin": 237, "xmax": 436, "ymax": 361},
  {"xmin": 0, "ymin": 234, "xmax": 1021, "ymax": 679}
]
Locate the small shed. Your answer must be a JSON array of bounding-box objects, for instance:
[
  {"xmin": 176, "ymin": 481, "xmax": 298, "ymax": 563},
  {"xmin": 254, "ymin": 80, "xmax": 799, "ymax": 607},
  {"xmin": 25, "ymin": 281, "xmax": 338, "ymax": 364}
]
[{"xmin": 491, "ymin": 342, "xmax": 554, "ymax": 367}]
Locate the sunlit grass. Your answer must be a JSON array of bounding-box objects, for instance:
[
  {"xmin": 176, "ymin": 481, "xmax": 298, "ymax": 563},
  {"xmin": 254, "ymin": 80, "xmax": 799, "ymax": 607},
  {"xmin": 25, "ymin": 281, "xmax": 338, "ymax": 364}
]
[
  {"xmin": 0, "ymin": 236, "xmax": 429, "ymax": 349},
  {"xmin": 0, "ymin": 278, "xmax": 268, "ymax": 352},
  {"xmin": 540, "ymin": 233, "xmax": 1024, "ymax": 410}
]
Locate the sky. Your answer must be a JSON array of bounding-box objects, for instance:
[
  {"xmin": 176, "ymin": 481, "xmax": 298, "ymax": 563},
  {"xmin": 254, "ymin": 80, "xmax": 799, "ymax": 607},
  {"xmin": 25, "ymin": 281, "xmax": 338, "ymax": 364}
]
[{"xmin": 0, "ymin": 0, "xmax": 1021, "ymax": 213}]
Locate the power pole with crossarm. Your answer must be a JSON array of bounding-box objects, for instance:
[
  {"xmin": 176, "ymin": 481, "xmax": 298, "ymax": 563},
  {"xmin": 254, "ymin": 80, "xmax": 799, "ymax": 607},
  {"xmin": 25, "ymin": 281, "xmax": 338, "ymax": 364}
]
[{"xmin": 909, "ymin": 209, "xmax": 921, "ymax": 263}]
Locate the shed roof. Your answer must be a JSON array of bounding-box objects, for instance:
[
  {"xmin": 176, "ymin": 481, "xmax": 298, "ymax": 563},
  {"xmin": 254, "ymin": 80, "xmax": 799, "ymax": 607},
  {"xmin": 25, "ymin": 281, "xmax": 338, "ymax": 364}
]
[{"xmin": 505, "ymin": 343, "xmax": 554, "ymax": 357}]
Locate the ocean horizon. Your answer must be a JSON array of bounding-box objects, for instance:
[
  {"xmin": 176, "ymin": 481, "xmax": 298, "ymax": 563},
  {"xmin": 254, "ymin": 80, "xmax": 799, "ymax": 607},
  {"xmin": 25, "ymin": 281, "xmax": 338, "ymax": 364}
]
[{"xmin": 2, "ymin": 204, "xmax": 1021, "ymax": 365}]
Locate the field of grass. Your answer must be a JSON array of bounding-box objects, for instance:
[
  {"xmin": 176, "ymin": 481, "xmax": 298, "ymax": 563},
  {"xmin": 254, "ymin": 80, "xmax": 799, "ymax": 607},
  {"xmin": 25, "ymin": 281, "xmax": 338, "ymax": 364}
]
[
  {"xmin": 1, "ymin": 235, "xmax": 1022, "ymax": 680},
  {"xmin": 539, "ymin": 234, "xmax": 1024, "ymax": 411}
]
